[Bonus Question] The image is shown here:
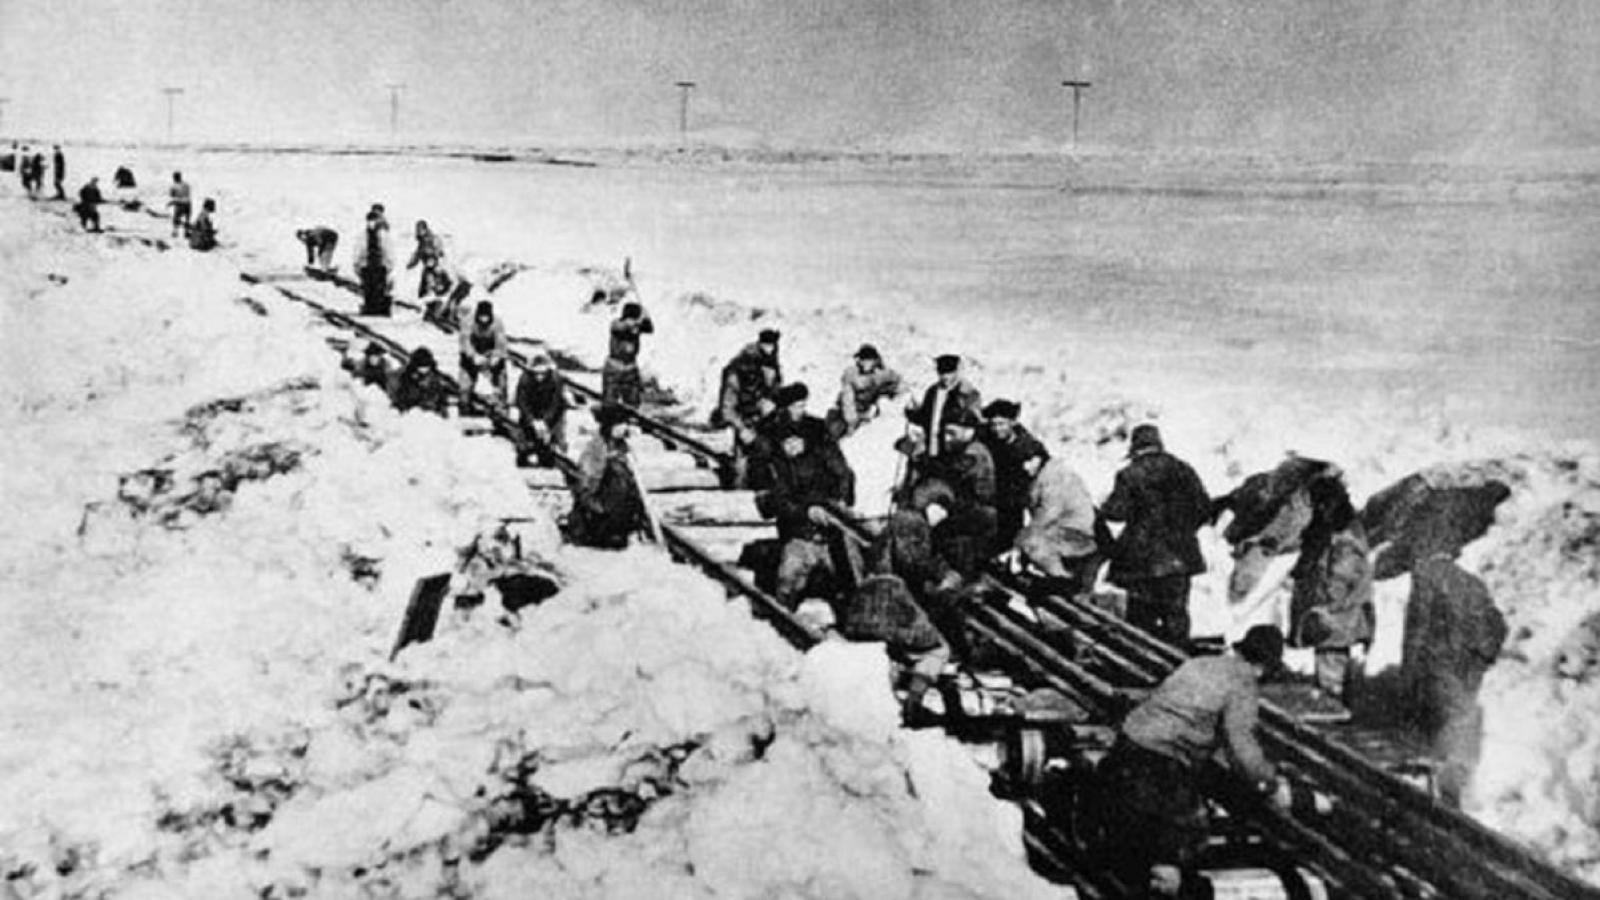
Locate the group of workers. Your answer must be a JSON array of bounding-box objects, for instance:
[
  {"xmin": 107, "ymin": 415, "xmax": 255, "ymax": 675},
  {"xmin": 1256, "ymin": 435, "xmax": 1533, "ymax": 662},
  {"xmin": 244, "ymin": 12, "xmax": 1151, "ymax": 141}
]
[
  {"xmin": 4, "ymin": 145, "xmax": 218, "ymax": 250},
  {"xmin": 314, "ymin": 205, "xmax": 1508, "ymax": 899}
]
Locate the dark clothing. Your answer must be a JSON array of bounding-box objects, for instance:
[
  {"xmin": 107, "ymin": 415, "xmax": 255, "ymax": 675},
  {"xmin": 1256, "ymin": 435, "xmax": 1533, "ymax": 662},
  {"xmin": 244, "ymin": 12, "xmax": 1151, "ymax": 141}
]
[
  {"xmin": 1216, "ymin": 457, "xmax": 1337, "ymax": 548},
  {"xmin": 301, "ymin": 227, "xmax": 339, "ymax": 268},
  {"xmin": 1363, "ymin": 473, "xmax": 1512, "ymax": 580},
  {"xmin": 906, "ymin": 378, "xmax": 982, "ymax": 460},
  {"xmin": 603, "ymin": 313, "xmax": 655, "ymax": 408},
  {"xmin": 75, "ymin": 182, "xmax": 104, "ymax": 232},
  {"xmin": 714, "ymin": 342, "xmax": 782, "ymax": 434},
  {"xmin": 389, "ymin": 365, "xmax": 450, "ymax": 416},
  {"xmin": 1095, "ymin": 737, "xmax": 1210, "ymax": 885},
  {"xmin": 753, "ymin": 415, "xmax": 855, "ymax": 542},
  {"xmin": 51, "ymin": 150, "xmax": 65, "ymax": 198},
  {"xmin": 1123, "ymin": 575, "xmax": 1194, "ymax": 648},
  {"xmin": 840, "ymin": 573, "xmax": 945, "ymax": 653},
  {"xmin": 345, "ymin": 356, "xmax": 392, "ymax": 390},
  {"xmin": 1102, "ymin": 449, "xmax": 1211, "ymax": 585},
  {"xmin": 982, "ymin": 425, "xmax": 1049, "ymax": 550},
  {"xmin": 514, "ymin": 370, "xmax": 570, "ymax": 461},
  {"xmin": 566, "ymin": 437, "xmax": 647, "ymax": 549},
  {"xmin": 911, "ymin": 440, "xmax": 999, "ymax": 577},
  {"xmin": 188, "ymin": 210, "xmax": 218, "ymax": 251},
  {"xmin": 113, "ymin": 167, "xmax": 136, "ymax": 189},
  {"xmin": 1401, "ymin": 555, "xmax": 1506, "ymax": 803},
  {"xmin": 356, "ymin": 224, "xmax": 394, "ymax": 316},
  {"xmin": 608, "ymin": 314, "xmax": 654, "ymax": 366}
]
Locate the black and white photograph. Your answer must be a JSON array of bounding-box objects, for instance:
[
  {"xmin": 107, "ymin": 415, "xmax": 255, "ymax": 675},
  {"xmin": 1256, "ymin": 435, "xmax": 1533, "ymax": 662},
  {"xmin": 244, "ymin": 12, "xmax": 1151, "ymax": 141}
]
[{"xmin": 2, "ymin": 1, "xmax": 1598, "ymax": 897}]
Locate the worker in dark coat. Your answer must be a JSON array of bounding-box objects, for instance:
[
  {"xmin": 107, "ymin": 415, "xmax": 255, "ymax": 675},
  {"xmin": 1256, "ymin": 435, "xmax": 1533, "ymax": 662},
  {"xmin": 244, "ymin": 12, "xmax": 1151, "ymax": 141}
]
[
  {"xmin": 979, "ymin": 399, "xmax": 1049, "ymax": 552},
  {"xmin": 828, "ymin": 343, "xmax": 904, "ymax": 438},
  {"xmin": 908, "ymin": 408, "xmax": 998, "ymax": 578},
  {"xmin": 752, "ymin": 383, "xmax": 856, "ymax": 608},
  {"xmin": 1096, "ymin": 625, "xmax": 1288, "ymax": 897},
  {"xmin": 1100, "ymin": 424, "xmax": 1211, "ymax": 647},
  {"xmin": 566, "ymin": 404, "xmax": 651, "ymax": 550},
  {"xmin": 354, "ymin": 209, "xmax": 395, "ymax": 316},
  {"xmin": 714, "ymin": 329, "xmax": 783, "ymax": 487},
  {"xmin": 389, "ymin": 347, "xmax": 450, "ymax": 416},
  {"xmin": 187, "ymin": 198, "xmax": 219, "ymax": 251},
  {"xmin": 74, "ymin": 178, "xmax": 105, "ymax": 232},
  {"xmin": 903, "ymin": 354, "xmax": 982, "ymax": 462},
  {"xmin": 51, "ymin": 145, "xmax": 65, "ymax": 200},
  {"xmin": 297, "ymin": 226, "xmax": 340, "ymax": 272},
  {"xmin": 602, "ymin": 301, "xmax": 654, "ymax": 408},
  {"xmin": 839, "ymin": 525, "xmax": 951, "ymax": 718},
  {"xmin": 1389, "ymin": 527, "xmax": 1508, "ymax": 807},
  {"xmin": 514, "ymin": 353, "xmax": 572, "ymax": 467}
]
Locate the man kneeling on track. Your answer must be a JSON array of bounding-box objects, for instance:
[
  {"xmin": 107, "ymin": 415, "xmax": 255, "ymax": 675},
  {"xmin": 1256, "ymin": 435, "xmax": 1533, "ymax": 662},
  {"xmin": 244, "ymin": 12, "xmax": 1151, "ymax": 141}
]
[
  {"xmin": 1094, "ymin": 624, "xmax": 1291, "ymax": 898},
  {"xmin": 752, "ymin": 383, "xmax": 856, "ymax": 609},
  {"xmin": 565, "ymin": 404, "xmax": 651, "ymax": 550},
  {"xmin": 458, "ymin": 300, "xmax": 509, "ymax": 412}
]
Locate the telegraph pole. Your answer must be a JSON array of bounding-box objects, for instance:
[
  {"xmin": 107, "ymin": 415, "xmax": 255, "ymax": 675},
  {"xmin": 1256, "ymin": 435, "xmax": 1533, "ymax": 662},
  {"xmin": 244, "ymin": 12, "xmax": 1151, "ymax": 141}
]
[
  {"xmin": 1061, "ymin": 80, "xmax": 1092, "ymax": 147},
  {"xmin": 0, "ymin": 98, "xmax": 9, "ymax": 136},
  {"xmin": 674, "ymin": 81, "xmax": 696, "ymax": 145},
  {"xmin": 162, "ymin": 87, "xmax": 185, "ymax": 143},
  {"xmin": 385, "ymin": 83, "xmax": 406, "ymax": 139}
]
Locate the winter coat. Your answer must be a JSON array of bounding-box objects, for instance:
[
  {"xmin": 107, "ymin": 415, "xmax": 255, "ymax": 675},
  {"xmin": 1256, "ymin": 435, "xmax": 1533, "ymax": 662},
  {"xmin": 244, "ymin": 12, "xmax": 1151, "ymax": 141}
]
[
  {"xmin": 1289, "ymin": 524, "xmax": 1375, "ymax": 649},
  {"xmin": 188, "ymin": 211, "xmax": 218, "ymax": 251},
  {"xmin": 982, "ymin": 424, "xmax": 1049, "ymax": 514},
  {"xmin": 840, "ymin": 574, "xmax": 945, "ymax": 653},
  {"xmin": 77, "ymin": 181, "xmax": 104, "ymax": 207},
  {"xmin": 354, "ymin": 224, "xmax": 394, "ymax": 285},
  {"xmin": 837, "ymin": 364, "xmax": 904, "ymax": 430},
  {"xmin": 1018, "ymin": 458, "xmax": 1099, "ymax": 559},
  {"xmin": 608, "ymin": 313, "xmax": 654, "ymax": 365},
  {"xmin": 389, "ymin": 366, "xmax": 450, "ymax": 416},
  {"xmin": 1217, "ymin": 457, "xmax": 1337, "ymax": 548},
  {"xmin": 753, "ymin": 414, "xmax": 855, "ymax": 541},
  {"xmin": 568, "ymin": 436, "xmax": 646, "ymax": 549},
  {"xmin": 514, "ymin": 370, "xmax": 569, "ymax": 427},
  {"xmin": 714, "ymin": 343, "xmax": 782, "ymax": 432},
  {"xmin": 1402, "ymin": 556, "xmax": 1506, "ymax": 689},
  {"xmin": 1101, "ymin": 449, "xmax": 1211, "ymax": 584},
  {"xmin": 906, "ymin": 378, "xmax": 982, "ymax": 459},
  {"xmin": 458, "ymin": 315, "xmax": 508, "ymax": 364}
]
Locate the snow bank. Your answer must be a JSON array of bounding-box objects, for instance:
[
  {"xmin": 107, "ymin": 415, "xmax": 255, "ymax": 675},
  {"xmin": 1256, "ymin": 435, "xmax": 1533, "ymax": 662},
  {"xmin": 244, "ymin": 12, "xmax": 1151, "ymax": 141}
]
[{"xmin": 0, "ymin": 195, "xmax": 1057, "ymax": 898}]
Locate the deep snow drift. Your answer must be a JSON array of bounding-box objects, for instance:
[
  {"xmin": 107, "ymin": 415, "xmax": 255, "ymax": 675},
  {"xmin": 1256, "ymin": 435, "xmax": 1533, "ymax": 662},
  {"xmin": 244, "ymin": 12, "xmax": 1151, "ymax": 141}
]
[{"xmin": 0, "ymin": 198, "xmax": 1056, "ymax": 899}]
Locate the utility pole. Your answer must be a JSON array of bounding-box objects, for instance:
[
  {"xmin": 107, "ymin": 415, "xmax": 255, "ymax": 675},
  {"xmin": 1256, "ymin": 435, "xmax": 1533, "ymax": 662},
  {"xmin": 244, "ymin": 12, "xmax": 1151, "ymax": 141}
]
[
  {"xmin": 385, "ymin": 83, "xmax": 405, "ymax": 139},
  {"xmin": 0, "ymin": 98, "xmax": 9, "ymax": 136},
  {"xmin": 162, "ymin": 87, "xmax": 185, "ymax": 144},
  {"xmin": 674, "ymin": 81, "xmax": 696, "ymax": 145},
  {"xmin": 1061, "ymin": 80, "xmax": 1092, "ymax": 147}
]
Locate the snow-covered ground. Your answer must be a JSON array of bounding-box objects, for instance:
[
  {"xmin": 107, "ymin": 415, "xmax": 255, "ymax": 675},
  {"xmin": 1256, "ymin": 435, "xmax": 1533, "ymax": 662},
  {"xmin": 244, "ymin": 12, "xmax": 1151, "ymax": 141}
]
[
  {"xmin": 6, "ymin": 143, "xmax": 1600, "ymax": 888},
  {"xmin": 0, "ymin": 193, "xmax": 1057, "ymax": 898}
]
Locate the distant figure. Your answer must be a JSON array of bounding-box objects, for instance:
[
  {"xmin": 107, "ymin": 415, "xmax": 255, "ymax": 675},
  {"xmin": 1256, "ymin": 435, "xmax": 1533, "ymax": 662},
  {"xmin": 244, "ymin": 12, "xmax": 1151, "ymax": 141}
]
[
  {"xmin": 457, "ymin": 300, "xmax": 509, "ymax": 410},
  {"xmin": 187, "ymin": 198, "xmax": 218, "ymax": 251},
  {"xmin": 15, "ymin": 146, "xmax": 29, "ymax": 190},
  {"xmin": 828, "ymin": 343, "xmax": 904, "ymax": 438},
  {"xmin": 389, "ymin": 347, "xmax": 450, "ymax": 416},
  {"xmin": 113, "ymin": 166, "xmax": 137, "ymax": 189},
  {"xmin": 297, "ymin": 226, "xmax": 340, "ymax": 272},
  {"xmin": 29, "ymin": 151, "xmax": 45, "ymax": 198},
  {"xmin": 74, "ymin": 177, "xmax": 104, "ymax": 232},
  {"xmin": 343, "ymin": 341, "xmax": 392, "ymax": 390},
  {"xmin": 1100, "ymin": 424, "xmax": 1212, "ymax": 647},
  {"xmin": 353, "ymin": 208, "xmax": 395, "ymax": 316},
  {"xmin": 406, "ymin": 219, "xmax": 447, "ymax": 300},
  {"xmin": 602, "ymin": 301, "xmax": 654, "ymax": 408},
  {"xmin": 979, "ymin": 398, "xmax": 1049, "ymax": 552},
  {"xmin": 167, "ymin": 172, "xmax": 192, "ymax": 238},
  {"xmin": 514, "ymin": 353, "xmax": 572, "ymax": 467},
  {"xmin": 752, "ymin": 382, "xmax": 857, "ymax": 609},
  {"xmin": 1017, "ymin": 457, "xmax": 1103, "ymax": 599},
  {"xmin": 51, "ymin": 146, "xmax": 65, "ymax": 200},
  {"xmin": 1096, "ymin": 625, "xmax": 1287, "ymax": 897},
  {"xmin": 902, "ymin": 354, "xmax": 982, "ymax": 464},
  {"xmin": 713, "ymin": 328, "xmax": 784, "ymax": 487},
  {"xmin": 565, "ymin": 403, "xmax": 651, "ymax": 550},
  {"xmin": 0, "ymin": 142, "xmax": 15, "ymax": 173}
]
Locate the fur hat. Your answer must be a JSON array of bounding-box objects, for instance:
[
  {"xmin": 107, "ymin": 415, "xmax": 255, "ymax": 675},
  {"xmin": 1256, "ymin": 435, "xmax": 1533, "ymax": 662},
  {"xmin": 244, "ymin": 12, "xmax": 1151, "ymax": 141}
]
[
  {"xmin": 983, "ymin": 399, "xmax": 1020, "ymax": 420},
  {"xmin": 1128, "ymin": 423, "xmax": 1164, "ymax": 457},
  {"xmin": 934, "ymin": 354, "xmax": 961, "ymax": 374},
  {"xmin": 594, "ymin": 403, "xmax": 630, "ymax": 428},
  {"xmin": 758, "ymin": 328, "xmax": 781, "ymax": 344},
  {"xmin": 855, "ymin": 343, "xmax": 881, "ymax": 361},
  {"xmin": 774, "ymin": 382, "xmax": 810, "ymax": 407}
]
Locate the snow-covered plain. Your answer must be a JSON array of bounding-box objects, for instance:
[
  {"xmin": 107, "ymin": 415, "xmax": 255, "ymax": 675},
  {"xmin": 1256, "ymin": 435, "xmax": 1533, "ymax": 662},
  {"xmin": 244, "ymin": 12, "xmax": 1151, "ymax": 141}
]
[{"xmin": 5, "ymin": 144, "xmax": 1600, "ymax": 889}]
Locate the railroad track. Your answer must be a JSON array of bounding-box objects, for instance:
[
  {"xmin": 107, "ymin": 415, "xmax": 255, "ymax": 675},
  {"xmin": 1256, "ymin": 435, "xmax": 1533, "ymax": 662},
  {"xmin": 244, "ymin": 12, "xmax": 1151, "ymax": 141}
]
[{"xmin": 69, "ymin": 206, "xmax": 1600, "ymax": 900}]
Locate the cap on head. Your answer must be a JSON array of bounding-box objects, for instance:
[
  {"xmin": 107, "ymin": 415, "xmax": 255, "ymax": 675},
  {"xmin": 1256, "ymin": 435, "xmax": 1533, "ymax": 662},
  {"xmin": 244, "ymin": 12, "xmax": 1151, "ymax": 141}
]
[
  {"xmin": 1128, "ymin": 423, "xmax": 1164, "ymax": 457},
  {"xmin": 1234, "ymin": 624, "xmax": 1285, "ymax": 670},
  {"xmin": 774, "ymin": 382, "xmax": 810, "ymax": 407},
  {"xmin": 944, "ymin": 407, "xmax": 982, "ymax": 431},
  {"xmin": 622, "ymin": 301, "xmax": 642, "ymax": 320},
  {"xmin": 758, "ymin": 328, "xmax": 781, "ymax": 345},
  {"xmin": 474, "ymin": 300, "xmax": 494, "ymax": 321},
  {"xmin": 530, "ymin": 352, "xmax": 553, "ymax": 369},
  {"xmin": 934, "ymin": 354, "xmax": 961, "ymax": 374},
  {"xmin": 364, "ymin": 341, "xmax": 385, "ymax": 357},
  {"xmin": 410, "ymin": 346, "xmax": 437, "ymax": 369},
  {"xmin": 855, "ymin": 343, "xmax": 881, "ymax": 362},
  {"xmin": 982, "ymin": 399, "xmax": 1020, "ymax": 421}
]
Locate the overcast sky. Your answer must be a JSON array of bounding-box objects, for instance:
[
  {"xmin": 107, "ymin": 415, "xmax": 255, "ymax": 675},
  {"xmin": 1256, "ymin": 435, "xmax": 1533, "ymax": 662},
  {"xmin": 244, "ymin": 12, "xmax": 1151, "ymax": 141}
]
[{"xmin": 2, "ymin": 0, "xmax": 1597, "ymax": 156}]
